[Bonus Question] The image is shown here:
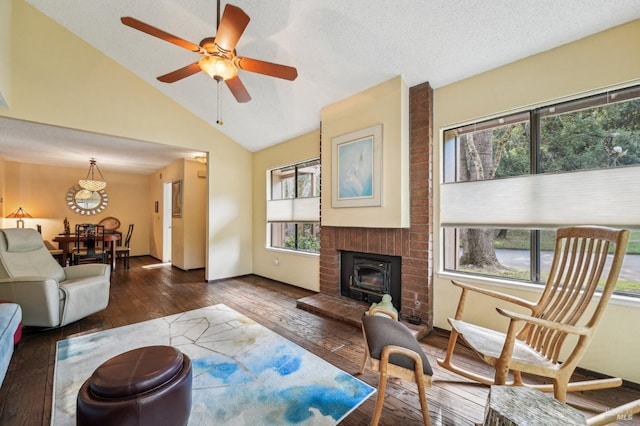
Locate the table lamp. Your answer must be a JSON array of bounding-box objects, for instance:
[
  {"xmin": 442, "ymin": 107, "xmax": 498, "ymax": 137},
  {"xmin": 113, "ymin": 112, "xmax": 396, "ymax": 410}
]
[{"xmin": 6, "ymin": 207, "xmax": 32, "ymax": 228}]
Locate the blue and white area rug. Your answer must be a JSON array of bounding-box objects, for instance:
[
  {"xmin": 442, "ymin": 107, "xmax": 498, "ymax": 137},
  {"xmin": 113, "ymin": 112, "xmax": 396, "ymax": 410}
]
[{"xmin": 52, "ymin": 304, "xmax": 375, "ymax": 425}]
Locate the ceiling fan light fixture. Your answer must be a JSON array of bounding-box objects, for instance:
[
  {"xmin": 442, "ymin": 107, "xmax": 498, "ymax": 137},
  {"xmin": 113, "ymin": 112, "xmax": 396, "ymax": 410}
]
[
  {"xmin": 121, "ymin": 4, "xmax": 296, "ymax": 105},
  {"xmin": 199, "ymin": 55, "xmax": 237, "ymax": 81}
]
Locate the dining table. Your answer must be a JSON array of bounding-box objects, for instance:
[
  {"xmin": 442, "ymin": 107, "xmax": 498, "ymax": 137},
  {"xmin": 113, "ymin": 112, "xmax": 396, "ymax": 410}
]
[{"xmin": 53, "ymin": 233, "xmax": 121, "ymax": 271}]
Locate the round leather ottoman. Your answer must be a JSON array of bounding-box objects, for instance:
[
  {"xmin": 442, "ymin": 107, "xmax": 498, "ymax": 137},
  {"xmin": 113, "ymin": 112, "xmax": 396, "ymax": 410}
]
[{"xmin": 77, "ymin": 345, "xmax": 192, "ymax": 426}]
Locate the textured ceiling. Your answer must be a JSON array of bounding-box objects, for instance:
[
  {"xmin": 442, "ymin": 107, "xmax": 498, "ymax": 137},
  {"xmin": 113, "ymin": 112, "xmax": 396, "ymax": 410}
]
[
  {"xmin": 4, "ymin": 0, "xmax": 640, "ymax": 172},
  {"xmin": 0, "ymin": 117, "xmax": 202, "ymax": 174}
]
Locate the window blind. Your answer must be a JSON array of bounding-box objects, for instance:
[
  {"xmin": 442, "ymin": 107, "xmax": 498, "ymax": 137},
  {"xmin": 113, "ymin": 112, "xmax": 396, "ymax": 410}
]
[
  {"xmin": 266, "ymin": 197, "xmax": 320, "ymax": 222},
  {"xmin": 440, "ymin": 166, "xmax": 640, "ymax": 228}
]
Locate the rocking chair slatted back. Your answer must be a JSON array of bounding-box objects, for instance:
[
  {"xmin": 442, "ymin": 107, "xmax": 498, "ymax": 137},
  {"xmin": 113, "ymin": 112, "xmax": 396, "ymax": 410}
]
[{"xmin": 523, "ymin": 227, "xmax": 627, "ymax": 363}]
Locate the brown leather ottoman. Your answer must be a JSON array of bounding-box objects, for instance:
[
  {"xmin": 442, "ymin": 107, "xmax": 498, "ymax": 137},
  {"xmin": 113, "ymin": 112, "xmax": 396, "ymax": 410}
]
[{"xmin": 77, "ymin": 345, "xmax": 192, "ymax": 426}]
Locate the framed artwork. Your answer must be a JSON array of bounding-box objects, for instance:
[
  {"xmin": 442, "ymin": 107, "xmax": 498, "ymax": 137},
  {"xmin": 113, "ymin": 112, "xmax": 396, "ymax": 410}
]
[
  {"xmin": 172, "ymin": 180, "xmax": 182, "ymax": 217},
  {"xmin": 331, "ymin": 124, "xmax": 382, "ymax": 208}
]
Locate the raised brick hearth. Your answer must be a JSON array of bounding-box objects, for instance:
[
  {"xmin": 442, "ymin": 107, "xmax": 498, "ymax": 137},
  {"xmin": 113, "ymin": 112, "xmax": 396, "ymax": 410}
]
[{"xmin": 310, "ymin": 82, "xmax": 434, "ymax": 328}]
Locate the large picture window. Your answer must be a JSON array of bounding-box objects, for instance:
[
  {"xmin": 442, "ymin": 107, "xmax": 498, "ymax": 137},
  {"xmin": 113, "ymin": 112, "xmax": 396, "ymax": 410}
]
[
  {"xmin": 267, "ymin": 159, "xmax": 320, "ymax": 253},
  {"xmin": 442, "ymin": 84, "xmax": 640, "ymax": 295}
]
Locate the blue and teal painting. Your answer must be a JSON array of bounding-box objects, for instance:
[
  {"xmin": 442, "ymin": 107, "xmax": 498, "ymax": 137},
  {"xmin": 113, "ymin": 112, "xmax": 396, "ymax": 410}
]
[{"xmin": 337, "ymin": 137, "xmax": 374, "ymax": 200}]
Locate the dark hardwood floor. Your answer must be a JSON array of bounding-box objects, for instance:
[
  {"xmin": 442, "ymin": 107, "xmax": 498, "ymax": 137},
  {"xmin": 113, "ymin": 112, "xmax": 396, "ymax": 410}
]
[{"xmin": 1, "ymin": 256, "xmax": 638, "ymax": 425}]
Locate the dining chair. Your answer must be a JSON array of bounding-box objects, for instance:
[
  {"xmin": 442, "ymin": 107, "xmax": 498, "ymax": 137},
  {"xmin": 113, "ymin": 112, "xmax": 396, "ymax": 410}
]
[
  {"xmin": 437, "ymin": 225, "xmax": 629, "ymax": 402},
  {"xmin": 43, "ymin": 240, "xmax": 65, "ymax": 266},
  {"xmin": 73, "ymin": 224, "xmax": 107, "ymax": 265},
  {"xmin": 98, "ymin": 216, "xmax": 121, "ymax": 234},
  {"xmin": 36, "ymin": 223, "xmax": 65, "ymax": 265},
  {"xmin": 116, "ymin": 224, "xmax": 134, "ymax": 269}
]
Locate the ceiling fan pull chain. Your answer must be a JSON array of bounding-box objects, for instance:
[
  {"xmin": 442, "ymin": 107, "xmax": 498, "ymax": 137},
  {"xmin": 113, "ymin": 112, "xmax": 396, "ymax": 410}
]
[{"xmin": 216, "ymin": 79, "xmax": 223, "ymax": 126}]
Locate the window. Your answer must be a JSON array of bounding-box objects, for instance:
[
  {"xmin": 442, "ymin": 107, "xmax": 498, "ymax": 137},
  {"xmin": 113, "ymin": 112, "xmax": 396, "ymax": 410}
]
[
  {"xmin": 442, "ymin": 85, "xmax": 640, "ymax": 295},
  {"xmin": 267, "ymin": 159, "xmax": 320, "ymax": 253}
]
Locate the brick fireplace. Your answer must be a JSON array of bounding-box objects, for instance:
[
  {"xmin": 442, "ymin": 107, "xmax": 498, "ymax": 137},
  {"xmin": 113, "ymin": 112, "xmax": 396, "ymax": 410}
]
[{"xmin": 318, "ymin": 82, "xmax": 434, "ymax": 327}]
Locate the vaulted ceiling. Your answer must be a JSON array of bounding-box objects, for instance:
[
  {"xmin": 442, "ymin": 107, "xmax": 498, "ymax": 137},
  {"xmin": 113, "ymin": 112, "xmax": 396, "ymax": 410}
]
[{"xmin": 3, "ymin": 0, "xmax": 640, "ymax": 172}]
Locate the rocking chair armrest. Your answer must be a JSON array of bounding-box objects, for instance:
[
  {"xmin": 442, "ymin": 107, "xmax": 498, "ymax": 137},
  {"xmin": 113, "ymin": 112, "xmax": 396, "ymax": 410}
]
[
  {"xmin": 496, "ymin": 307, "xmax": 590, "ymax": 336},
  {"xmin": 452, "ymin": 280, "xmax": 536, "ymax": 310}
]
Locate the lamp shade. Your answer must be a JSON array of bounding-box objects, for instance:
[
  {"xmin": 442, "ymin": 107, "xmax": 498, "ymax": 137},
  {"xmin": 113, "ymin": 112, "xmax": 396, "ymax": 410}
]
[
  {"xmin": 6, "ymin": 207, "xmax": 32, "ymax": 219},
  {"xmin": 6, "ymin": 207, "xmax": 32, "ymax": 228},
  {"xmin": 199, "ymin": 55, "xmax": 238, "ymax": 80},
  {"xmin": 78, "ymin": 179, "xmax": 106, "ymax": 191}
]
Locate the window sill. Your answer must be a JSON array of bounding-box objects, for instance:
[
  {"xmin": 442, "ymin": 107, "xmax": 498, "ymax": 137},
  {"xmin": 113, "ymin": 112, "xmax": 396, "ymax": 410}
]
[
  {"xmin": 437, "ymin": 270, "xmax": 640, "ymax": 309},
  {"xmin": 265, "ymin": 247, "xmax": 319, "ymax": 258}
]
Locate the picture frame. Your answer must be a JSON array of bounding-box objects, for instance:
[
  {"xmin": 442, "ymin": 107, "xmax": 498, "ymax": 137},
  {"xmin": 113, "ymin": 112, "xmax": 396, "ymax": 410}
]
[
  {"xmin": 331, "ymin": 124, "xmax": 382, "ymax": 208},
  {"xmin": 172, "ymin": 180, "xmax": 182, "ymax": 217}
]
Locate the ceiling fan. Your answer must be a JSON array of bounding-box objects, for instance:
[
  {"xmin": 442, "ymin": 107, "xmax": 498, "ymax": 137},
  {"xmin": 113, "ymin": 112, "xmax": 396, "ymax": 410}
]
[{"xmin": 120, "ymin": 2, "xmax": 298, "ymax": 105}]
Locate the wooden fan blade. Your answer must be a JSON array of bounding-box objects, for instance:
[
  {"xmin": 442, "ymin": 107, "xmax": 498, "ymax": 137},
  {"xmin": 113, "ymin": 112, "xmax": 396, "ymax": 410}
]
[
  {"xmin": 214, "ymin": 5, "xmax": 250, "ymax": 53},
  {"xmin": 121, "ymin": 17, "xmax": 201, "ymax": 52},
  {"xmin": 225, "ymin": 76, "xmax": 251, "ymax": 103},
  {"xmin": 236, "ymin": 57, "xmax": 298, "ymax": 81},
  {"xmin": 157, "ymin": 63, "xmax": 201, "ymax": 83}
]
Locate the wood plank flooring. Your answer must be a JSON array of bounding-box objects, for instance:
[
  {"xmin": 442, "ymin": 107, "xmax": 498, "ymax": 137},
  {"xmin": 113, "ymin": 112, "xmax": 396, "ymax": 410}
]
[{"xmin": 0, "ymin": 256, "xmax": 638, "ymax": 425}]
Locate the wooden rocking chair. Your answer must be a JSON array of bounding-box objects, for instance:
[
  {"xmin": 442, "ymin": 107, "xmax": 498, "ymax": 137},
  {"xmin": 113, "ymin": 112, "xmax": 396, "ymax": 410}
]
[{"xmin": 437, "ymin": 226, "xmax": 629, "ymax": 402}]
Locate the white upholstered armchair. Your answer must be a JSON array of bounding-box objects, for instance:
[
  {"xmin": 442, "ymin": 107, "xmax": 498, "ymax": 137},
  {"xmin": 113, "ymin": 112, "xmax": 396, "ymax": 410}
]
[{"xmin": 0, "ymin": 228, "xmax": 110, "ymax": 327}]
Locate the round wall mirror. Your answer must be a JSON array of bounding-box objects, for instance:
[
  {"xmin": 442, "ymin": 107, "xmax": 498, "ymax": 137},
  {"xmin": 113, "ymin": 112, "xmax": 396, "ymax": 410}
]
[{"xmin": 66, "ymin": 184, "xmax": 108, "ymax": 215}]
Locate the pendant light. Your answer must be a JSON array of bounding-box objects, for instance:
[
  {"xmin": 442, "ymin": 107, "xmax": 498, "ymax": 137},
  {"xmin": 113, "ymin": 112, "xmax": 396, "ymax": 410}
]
[{"xmin": 79, "ymin": 159, "xmax": 107, "ymax": 191}]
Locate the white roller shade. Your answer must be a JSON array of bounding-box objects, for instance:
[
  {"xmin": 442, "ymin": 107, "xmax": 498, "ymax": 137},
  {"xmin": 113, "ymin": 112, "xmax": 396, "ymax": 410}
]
[
  {"xmin": 267, "ymin": 197, "xmax": 320, "ymax": 222},
  {"xmin": 441, "ymin": 166, "xmax": 640, "ymax": 228}
]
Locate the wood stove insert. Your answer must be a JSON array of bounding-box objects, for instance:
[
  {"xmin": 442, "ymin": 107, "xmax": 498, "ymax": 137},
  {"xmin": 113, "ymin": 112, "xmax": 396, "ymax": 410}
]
[{"xmin": 340, "ymin": 251, "xmax": 401, "ymax": 313}]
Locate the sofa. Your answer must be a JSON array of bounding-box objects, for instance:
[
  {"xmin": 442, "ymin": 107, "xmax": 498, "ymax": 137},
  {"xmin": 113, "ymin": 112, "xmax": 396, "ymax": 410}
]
[
  {"xmin": 0, "ymin": 302, "xmax": 22, "ymax": 386},
  {"xmin": 0, "ymin": 228, "xmax": 110, "ymax": 327}
]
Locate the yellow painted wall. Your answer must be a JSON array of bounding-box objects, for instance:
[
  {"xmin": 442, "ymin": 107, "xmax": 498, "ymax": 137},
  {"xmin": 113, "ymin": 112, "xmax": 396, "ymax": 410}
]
[
  {"xmin": 0, "ymin": 157, "xmax": 6, "ymax": 216},
  {"xmin": 0, "ymin": 0, "xmax": 11, "ymax": 107},
  {"xmin": 252, "ymin": 130, "xmax": 320, "ymax": 291},
  {"xmin": 3, "ymin": 0, "xmax": 252, "ymax": 280},
  {"xmin": 1, "ymin": 161, "xmax": 149, "ymax": 255},
  {"xmin": 433, "ymin": 20, "xmax": 640, "ymax": 382},
  {"xmin": 183, "ymin": 159, "xmax": 207, "ymax": 270},
  {"xmin": 321, "ymin": 76, "xmax": 410, "ymax": 228},
  {"xmin": 206, "ymin": 143, "xmax": 252, "ymax": 279}
]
